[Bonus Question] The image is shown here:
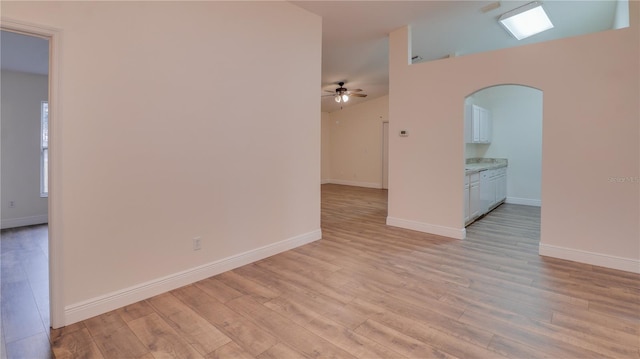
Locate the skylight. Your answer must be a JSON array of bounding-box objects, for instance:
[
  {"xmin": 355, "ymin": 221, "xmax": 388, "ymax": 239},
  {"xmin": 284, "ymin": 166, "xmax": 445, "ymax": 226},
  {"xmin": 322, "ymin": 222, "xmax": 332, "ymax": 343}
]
[{"xmin": 499, "ymin": 2, "xmax": 554, "ymax": 40}]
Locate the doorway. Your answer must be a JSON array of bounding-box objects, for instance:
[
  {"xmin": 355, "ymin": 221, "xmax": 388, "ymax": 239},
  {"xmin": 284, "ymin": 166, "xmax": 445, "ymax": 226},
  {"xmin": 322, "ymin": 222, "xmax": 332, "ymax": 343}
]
[
  {"xmin": 0, "ymin": 28, "xmax": 52, "ymax": 354},
  {"xmin": 1, "ymin": 20, "xmax": 62, "ymax": 332},
  {"xmin": 1, "ymin": 31, "xmax": 49, "ymax": 227},
  {"xmin": 463, "ymin": 85, "xmax": 542, "ymax": 231}
]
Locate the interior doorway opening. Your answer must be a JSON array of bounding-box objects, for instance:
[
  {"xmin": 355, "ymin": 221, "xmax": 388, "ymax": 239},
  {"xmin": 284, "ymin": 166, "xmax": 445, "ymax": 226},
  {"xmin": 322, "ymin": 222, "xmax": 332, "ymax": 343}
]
[
  {"xmin": 463, "ymin": 84, "xmax": 542, "ymax": 234},
  {"xmin": 0, "ymin": 28, "xmax": 53, "ymax": 354},
  {"xmin": 1, "ymin": 19, "xmax": 62, "ymax": 332}
]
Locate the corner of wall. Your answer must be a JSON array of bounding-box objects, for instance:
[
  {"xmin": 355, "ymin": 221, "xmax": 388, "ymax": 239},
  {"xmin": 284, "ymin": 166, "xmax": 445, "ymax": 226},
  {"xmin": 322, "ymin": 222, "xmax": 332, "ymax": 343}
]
[
  {"xmin": 539, "ymin": 243, "xmax": 640, "ymax": 274},
  {"xmin": 64, "ymin": 229, "xmax": 322, "ymax": 325},
  {"xmin": 386, "ymin": 216, "xmax": 465, "ymax": 240}
]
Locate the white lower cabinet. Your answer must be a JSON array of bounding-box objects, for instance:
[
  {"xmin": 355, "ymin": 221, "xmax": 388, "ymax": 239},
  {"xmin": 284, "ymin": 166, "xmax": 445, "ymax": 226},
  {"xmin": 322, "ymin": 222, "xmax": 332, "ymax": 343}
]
[
  {"xmin": 495, "ymin": 168, "xmax": 507, "ymax": 203},
  {"xmin": 465, "ymin": 167, "xmax": 506, "ymax": 226},
  {"xmin": 464, "ymin": 176, "xmax": 470, "ymax": 223},
  {"xmin": 465, "ymin": 173, "xmax": 480, "ymax": 225},
  {"xmin": 470, "ymin": 178, "xmax": 480, "ymax": 219},
  {"xmin": 480, "ymin": 170, "xmax": 494, "ymax": 213}
]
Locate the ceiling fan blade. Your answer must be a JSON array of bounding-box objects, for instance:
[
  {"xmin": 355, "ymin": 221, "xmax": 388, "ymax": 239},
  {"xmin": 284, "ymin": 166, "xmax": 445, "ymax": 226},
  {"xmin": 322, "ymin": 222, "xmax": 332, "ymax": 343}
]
[
  {"xmin": 350, "ymin": 93, "xmax": 367, "ymax": 97},
  {"xmin": 324, "ymin": 90, "xmax": 336, "ymax": 93},
  {"xmin": 321, "ymin": 94, "xmax": 336, "ymax": 97},
  {"xmin": 348, "ymin": 89, "xmax": 363, "ymax": 92}
]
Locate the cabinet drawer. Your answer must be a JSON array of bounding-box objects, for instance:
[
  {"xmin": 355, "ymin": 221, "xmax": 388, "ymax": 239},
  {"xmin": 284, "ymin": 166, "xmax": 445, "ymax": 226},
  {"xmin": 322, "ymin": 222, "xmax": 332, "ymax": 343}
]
[{"xmin": 469, "ymin": 173, "xmax": 480, "ymax": 183}]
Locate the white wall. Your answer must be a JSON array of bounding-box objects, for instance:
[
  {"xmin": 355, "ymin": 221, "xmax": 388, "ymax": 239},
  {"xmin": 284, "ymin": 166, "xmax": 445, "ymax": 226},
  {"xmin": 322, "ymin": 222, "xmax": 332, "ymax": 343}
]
[
  {"xmin": 388, "ymin": 3, "xmax": 639, "ymax": 272},
  {"xmin": 468, "ymin": 85, "xmax": 543, "ymax": 206},
  {"xmin": 321, "ymin": 111, "xmax": 331, "ymax": 183},
  {"xmin": 1, "ymin": 70, "xmax": 49, "ymax": 228},
  {"xmin": 326, "ymin": 95, "xmax": 389, "ymax": 188},
  {"xmin": 2, "ymin": 1, "xmax": 322, "ymax": 325}
]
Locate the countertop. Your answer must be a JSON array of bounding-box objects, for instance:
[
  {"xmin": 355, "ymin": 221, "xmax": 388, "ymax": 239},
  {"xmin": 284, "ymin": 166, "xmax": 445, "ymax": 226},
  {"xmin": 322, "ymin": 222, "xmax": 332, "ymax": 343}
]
[{"xmin": 465, "ymin": 158, "xmax": 508, "ymax": 175}]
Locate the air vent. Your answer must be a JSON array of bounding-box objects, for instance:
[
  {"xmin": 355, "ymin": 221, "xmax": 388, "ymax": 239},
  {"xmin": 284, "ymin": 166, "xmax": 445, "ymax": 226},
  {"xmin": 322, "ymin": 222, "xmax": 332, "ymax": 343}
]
[{"xmin": 481, "ymin": 1, "xmax": 501, "ymax": 13}]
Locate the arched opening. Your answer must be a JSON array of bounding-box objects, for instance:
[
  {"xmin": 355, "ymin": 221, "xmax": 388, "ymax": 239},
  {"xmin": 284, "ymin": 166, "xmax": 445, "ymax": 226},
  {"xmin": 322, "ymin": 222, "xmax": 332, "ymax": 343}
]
[{"xmin": 463, "ymin": 84, "xmax": 542, "ymax": 239}]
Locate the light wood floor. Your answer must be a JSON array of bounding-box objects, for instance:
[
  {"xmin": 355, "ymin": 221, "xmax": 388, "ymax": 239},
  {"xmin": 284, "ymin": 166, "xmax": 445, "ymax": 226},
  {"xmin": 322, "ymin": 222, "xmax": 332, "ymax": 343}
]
[{"xmin": 3, "ymin": 184, "xmax": 640, "ymax": 358}]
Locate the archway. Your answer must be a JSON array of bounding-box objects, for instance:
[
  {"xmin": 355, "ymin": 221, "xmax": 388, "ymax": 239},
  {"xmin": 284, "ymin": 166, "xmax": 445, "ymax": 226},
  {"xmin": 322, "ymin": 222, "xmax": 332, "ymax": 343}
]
[{"xmin": 463, "ymin": 84, "xmax": 542, "ymax": 233}]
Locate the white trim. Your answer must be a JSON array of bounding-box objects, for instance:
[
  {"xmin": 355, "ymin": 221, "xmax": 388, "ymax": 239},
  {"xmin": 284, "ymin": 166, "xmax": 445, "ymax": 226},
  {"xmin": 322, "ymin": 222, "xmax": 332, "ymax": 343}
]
[
  {"xmin": 0, "ymin": 17, "xmax": 64, "ymax": 328},
  {"xmin": 1, "ymin": 215, "xmax": 48, "ymax": 229},
  {"xmin": 386, "ymin": 216, "xmax": 465, "ymax": 240},
  {"xmin": 505, "ymin": 196, "xmax": 541, "ymax": 207},
  {"xmin": 381, "ymin": 121, "xmax": 389, "ymax": 190},
  {"xmin": 320, "ymin": 179, "xmax": 331, "ymax": 185},
  {"xmin": 539, "ymin": 243, "xmax": 640, "ymax": 274},
  {"xmin": 63, "ymin": 229, "xmax": 322, "ymax": 325},
  {"xmin": 327, "ymin": 179, "xmax": 381, "ymax": 189}
]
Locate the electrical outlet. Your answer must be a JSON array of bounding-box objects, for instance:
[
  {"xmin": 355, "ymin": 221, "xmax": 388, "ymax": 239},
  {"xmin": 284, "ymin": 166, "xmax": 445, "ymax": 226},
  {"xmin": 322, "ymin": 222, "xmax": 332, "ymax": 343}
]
[
  {"xmin": 193, "ymin": 237, "xmax": 202, "ymax": 251},
  {"xmin": 8, "ymin": 201, "xmax": 15, "ymax": 208}
]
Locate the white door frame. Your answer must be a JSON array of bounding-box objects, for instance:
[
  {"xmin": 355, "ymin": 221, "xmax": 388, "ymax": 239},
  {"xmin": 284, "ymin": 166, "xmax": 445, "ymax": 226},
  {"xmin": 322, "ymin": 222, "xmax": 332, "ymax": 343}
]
[
  {"xmin": 382, "ymin": 122, "xmax": 389, "ymax": 189},
  {"xmin": 1, "ymin": 17, "xmax": 64, "ymax": 329}
]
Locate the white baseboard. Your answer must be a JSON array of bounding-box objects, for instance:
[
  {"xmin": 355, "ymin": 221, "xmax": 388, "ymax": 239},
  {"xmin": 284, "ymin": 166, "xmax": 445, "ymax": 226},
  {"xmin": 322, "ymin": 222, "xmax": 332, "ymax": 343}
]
[
  {"xmin": 386, "ymin": 217, "xmax": 465, "ymax": 240},
  {"xmin": 539, "ymin": 243, "xmax": 640, "ymax": 274},
  {"xmin": 505, "ymin": 197, "xmax": 541, "ymax": 207},
  {"xmin": 327, "ymin": 179, "xmax": 381, "ymax": 189},
  {"xmin": 1, "ymin": 214, "xmax": 48, "ymax": 229},
  {"xmin": 64, "ymin": 229, "xmax": 322, "ymax": 325}
]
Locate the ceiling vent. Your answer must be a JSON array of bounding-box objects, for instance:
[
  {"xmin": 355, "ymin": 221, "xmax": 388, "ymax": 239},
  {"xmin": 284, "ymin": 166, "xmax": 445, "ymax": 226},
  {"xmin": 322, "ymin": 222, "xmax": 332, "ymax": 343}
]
[{"xmin": 481, "ymin": 2, "xmax": 501, "ymax": 13}]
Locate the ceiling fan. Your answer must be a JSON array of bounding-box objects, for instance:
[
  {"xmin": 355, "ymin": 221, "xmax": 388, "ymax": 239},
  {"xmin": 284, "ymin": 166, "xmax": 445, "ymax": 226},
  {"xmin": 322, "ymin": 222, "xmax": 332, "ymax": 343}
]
[{"xmin": 322, "ymin": 81, "xmax": 367, "ymax": 103}]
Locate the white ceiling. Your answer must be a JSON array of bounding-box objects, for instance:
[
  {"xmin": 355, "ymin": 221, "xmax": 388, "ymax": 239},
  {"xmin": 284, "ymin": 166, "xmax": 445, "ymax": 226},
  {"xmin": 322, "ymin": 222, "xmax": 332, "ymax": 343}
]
[
  {"xmin": 0, "ymin": 2, "xmax": 619, "ymax": 113},
  {"xmin": 293, "ymin": 0, "xmax": 618, "ymax": 112}
]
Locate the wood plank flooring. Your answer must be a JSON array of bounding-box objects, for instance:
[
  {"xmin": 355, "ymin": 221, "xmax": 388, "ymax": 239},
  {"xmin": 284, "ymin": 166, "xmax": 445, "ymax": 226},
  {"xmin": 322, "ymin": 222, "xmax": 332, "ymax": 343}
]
[{"xmin": 2, "ymin": 184, "xmax": 640, "ymax": 358}]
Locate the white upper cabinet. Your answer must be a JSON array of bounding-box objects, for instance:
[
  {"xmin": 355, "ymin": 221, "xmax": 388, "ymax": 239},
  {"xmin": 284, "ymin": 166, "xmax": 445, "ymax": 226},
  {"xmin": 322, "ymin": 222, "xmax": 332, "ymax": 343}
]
[{"xmin": 465, "ymin": 104, "xmax": 492, "ymax": 144}]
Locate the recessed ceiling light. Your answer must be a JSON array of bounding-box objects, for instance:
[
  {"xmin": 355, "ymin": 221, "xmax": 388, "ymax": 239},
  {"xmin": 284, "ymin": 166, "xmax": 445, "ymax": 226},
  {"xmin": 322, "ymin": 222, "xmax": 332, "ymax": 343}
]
[{"xmin": 499, "ymin": 1, "xmax": 553, "ymax": 40}]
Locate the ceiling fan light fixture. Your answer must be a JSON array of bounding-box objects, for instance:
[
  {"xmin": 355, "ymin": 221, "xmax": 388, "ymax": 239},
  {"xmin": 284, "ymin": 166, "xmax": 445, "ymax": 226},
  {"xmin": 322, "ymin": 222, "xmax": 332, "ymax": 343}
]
[
  {"xmin": 499, "ymin": 1, "xmax": 553, "ymax": 40},
  {"xmin": 324, "ymin": 81, "xmax": 367, "ymax": 105}
]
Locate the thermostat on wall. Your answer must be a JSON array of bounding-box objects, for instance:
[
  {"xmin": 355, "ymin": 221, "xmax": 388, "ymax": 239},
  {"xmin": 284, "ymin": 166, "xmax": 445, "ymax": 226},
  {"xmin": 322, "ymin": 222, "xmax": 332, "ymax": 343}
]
[{"xmin": 399, "ymin": 130, "xmax": 409, "ymax": 137}]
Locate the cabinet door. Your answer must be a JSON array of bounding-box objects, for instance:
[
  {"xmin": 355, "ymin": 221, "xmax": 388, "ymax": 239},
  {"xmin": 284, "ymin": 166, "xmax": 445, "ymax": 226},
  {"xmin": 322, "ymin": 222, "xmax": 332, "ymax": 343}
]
[
  {"xmin": 489, "ymin": 176, "xmax": 498, "ymax": 207},
  {"xmin": 470, "ymin": 182, "xmax": 480, "ymax": 219},
  {"xmin": 497, "ymin": 173, "xmax": 507, "ymax": 202},
  {"xmin": 479, "ymin": 170, "xmax": 494, "ymax": 214},
  {"xmin": 464, "ymin": 184, "xmax": 470, "ymax": 223},
  {"xmin": 472, "ymin": 106, "xmax": 482, "ymax": 142},
  {"xmin": 479, "ymin": 107, "xmax": 492, "ymax": 143},
  {"xmin": 466, "ymin": 105, "xmax": 492, "ymax": 144},
  {"xmin": 464, "ymin": 105, "xmax": 472, "ymax": 143}
]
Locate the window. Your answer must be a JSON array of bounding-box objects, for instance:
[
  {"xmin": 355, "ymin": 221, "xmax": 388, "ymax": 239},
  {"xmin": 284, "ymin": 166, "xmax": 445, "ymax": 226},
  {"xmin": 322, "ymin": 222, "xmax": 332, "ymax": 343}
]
[{"xmin": 41, "ymin": 101, "xmax": 48, "ymax": 197}]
